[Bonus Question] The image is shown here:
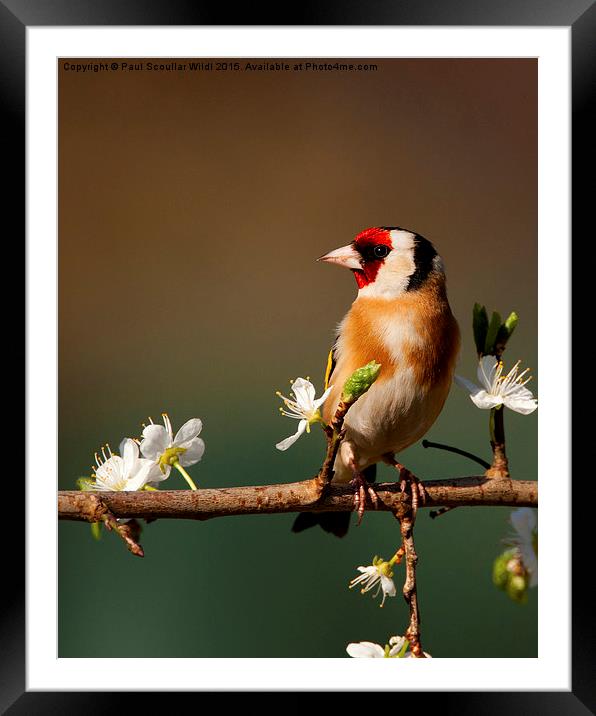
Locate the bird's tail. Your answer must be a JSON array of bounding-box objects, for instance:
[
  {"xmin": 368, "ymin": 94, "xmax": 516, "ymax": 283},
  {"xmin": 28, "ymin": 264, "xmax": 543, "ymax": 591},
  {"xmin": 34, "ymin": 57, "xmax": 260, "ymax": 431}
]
[{"xmin": 291, "ymin": 464, "xmax": 377, "ymax": 538}]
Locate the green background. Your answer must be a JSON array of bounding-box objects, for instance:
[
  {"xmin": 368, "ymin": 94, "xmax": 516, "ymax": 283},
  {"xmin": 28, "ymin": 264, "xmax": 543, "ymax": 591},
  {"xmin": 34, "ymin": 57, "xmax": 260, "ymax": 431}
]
[{"xmin": 58, "ymin": 58, "xmax": 537, "ymax": 658}]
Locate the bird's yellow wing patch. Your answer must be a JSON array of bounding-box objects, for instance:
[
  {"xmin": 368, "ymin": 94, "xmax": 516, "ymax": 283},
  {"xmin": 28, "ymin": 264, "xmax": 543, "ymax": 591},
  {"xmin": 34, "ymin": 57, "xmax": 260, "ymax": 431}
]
[{"xmin": 324, "ymin": 347, "xmax": 335, "ymax": 389}]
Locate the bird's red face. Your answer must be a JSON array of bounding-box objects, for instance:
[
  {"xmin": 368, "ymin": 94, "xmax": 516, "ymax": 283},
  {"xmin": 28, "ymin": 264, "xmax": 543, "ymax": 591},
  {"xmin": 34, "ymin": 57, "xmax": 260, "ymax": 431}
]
[
  {"xmin": 318, "ymin": 226, "xmax": 440, "ymax": 298},
  {"xmin": 318, "ymin": 227, "xmax": 394, "ymax": 288},
  {"xmin": 350, "ymin": 228, "xmax": 394, "ymax": 288}
]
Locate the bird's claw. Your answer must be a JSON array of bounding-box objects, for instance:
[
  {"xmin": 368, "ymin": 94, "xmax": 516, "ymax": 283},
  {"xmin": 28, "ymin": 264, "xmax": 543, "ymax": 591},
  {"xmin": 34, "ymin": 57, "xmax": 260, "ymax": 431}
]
[
  {"xmin": 350, "ymin": 472, "xmax": 378, "ymax": 525},
  {"xmin": 396, "ymin": 464, "xmax": 426, "ymax": 517}
]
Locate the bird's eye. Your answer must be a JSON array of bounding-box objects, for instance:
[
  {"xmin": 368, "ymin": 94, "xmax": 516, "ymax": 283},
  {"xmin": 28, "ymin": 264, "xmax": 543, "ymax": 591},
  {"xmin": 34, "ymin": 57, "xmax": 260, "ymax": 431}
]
[{"xmin": 373, "ymin": 245, "xmax": 390, "ymax": 259}]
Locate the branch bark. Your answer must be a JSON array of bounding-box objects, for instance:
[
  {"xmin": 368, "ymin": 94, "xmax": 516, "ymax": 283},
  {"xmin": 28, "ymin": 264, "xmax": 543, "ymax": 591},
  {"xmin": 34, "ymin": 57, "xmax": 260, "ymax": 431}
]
[{"xmin": 58, "ymin": 475, "xmax": 537, "ymax": 522}]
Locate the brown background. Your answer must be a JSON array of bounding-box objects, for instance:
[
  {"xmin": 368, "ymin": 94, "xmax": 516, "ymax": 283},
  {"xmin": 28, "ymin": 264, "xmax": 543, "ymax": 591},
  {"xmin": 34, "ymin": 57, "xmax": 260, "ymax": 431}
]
[{"xmin": 59, "ymin": 59, "xmax": 537, "ymax": 658}]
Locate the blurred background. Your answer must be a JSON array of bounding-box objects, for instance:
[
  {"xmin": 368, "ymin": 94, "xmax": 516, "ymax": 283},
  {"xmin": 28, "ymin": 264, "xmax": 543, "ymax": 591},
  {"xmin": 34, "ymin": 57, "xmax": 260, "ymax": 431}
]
[{"xmin": 58, "ymin": 58, "xmax": 537, "ymax": 658}]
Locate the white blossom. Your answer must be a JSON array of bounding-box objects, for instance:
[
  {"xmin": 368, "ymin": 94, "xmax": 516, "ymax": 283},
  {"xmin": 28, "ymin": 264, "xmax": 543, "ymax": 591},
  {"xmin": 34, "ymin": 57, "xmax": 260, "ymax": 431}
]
[
  {"xmin": 346, "ymin": 636, "xmax": 431, "ymax": 658},
  {"xmin": 275, "ymin": 377, "xmax": 332, "ymax": 451},
  {"xmin": 346, "ymin": 641, "xmax": 387, "ymax": 658},
  {"xmin": 90, "ymin": 439, "xmax": 164, "ymax": 491},
  {"xmin": 349, "ymin": 557, "xmax": 397, "ymax": 607},
  {"xmin": 140, "ymin": 413, "xmax": 205, "ymax": 475},
  {"xmin": 455, "ymin": 355, "xmax": 537, "ymax": 415}
]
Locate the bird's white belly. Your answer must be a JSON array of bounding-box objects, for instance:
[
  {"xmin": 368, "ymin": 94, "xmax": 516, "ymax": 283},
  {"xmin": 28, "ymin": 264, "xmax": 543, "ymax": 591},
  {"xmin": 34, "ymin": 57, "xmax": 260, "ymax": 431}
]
[{"xmin": 332, "ymin": 369, "xmax": 449, "ymax": 482}]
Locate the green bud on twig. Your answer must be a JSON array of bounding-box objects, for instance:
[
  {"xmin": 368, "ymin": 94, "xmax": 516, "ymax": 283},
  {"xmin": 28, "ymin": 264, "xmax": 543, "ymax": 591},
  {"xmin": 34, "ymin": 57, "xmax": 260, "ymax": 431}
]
[
  {"xmin": 495, "ymin": 311, "xmax": 519, "ymax": 350},
  {"xmin": 76, "ymin": 477, "xmax": 95, "ymax": 491},
  {"xmin": 484, "ymin": 311, "xmax": 502, "ymax": 355},
  {"xmin": 473, "ymin": 303, "xmax": 489, "ymax": 356},
  {"xmin": 492, "ymin": 549, "xmax": 529, "ymax": 604},
  {"xmin": 492, "ymin": 549, "xmax": 514, "ymax": 589},
  {"xmin": 90, "ymin": 521, "xmax": 102, "ymax": 540},
  {"xmin": 341, "ymin": 360, "xmax": 381, "ymax": 402}
]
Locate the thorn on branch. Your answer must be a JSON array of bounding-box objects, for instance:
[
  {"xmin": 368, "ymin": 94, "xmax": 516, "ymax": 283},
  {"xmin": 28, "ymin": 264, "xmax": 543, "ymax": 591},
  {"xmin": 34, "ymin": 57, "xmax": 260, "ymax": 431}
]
[{"xmin": 429, "ymin": 506, "xmax": 456, "ymax": 519}]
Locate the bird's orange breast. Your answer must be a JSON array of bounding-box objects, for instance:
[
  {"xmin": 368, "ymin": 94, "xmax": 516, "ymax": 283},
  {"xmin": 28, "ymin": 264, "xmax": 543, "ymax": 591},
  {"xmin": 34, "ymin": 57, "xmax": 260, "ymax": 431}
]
[{"xmin": 323, "ymin": 272, "xmax": 460, "ymax": 424}]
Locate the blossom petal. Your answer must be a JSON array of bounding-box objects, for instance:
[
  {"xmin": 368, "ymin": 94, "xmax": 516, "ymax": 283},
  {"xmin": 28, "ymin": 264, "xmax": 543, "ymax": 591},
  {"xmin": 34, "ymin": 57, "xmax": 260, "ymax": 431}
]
[
  {"xmin": 89, "ymin": 480, "xmax": 113, "ymax": 492},
  {"xmin": 346, "ymin": 642, "xmax": 385, "ymax": 658},
  {"xmin": 125, "ymin": 459, "xmax": 164, "ymax": 491},
  {"xmin": 174, "ymin": 418, "xmax": 203, "ymax": 446},
  {"xmin": 380, "ymin": 574, "xmax": 397, "ymax": 598},
  {"xmin": 94, "ymin": 456, "xmax": 125, "ymax": 489},
  {"xmin": 455, "ymin": 374, "xmax": 502, "ymax": 409},
  {"xmin": 291, "ymin": 378, "xmax": 316, "ymax": 409},
  {"xmin": 470, "ymin": 390, "xmax": 503, "ymax": 410},
  {"xmin": 510, "ymin": 508, "xmax": 536, "ymax": 541},
  {"xmin": 527, "ymin": 562, "xmax": 538, "ymax": 588},
  {"xmin": 504, "ymin": 390, "xmax": 538, "ymax": 415},
  {"xmin": 520, "ymin": 545, "xmax": 538, "ymax": 587},
  {"xmin": 178, "ymin": 437, "xmax": 205, "ymax": 467},
  {"xmin": 454, "ymin": 374, "xmax": 482, "ymax": 396},
  {"xmin": 140, "ymin": 425, "xmax": 169, "ymax": 460},
  {"xmin": 275, "ymin": 420, "xmax": 307, "ymax": 451},
  {"xmin": 388, "ymin": 636, "xmax": 406, "ymax": 656},
  {"xmin": 148, "ymin": 464, "xmax": 171, "ymax": 485},
  {"xmin": 313, "ymin": 385, "xmax": 333, "ymax": 410},
  {"xmin": 477, "ymin": 355, "xmax": 498, "ymax": 391},
  {"xmin": 120, "ymin": 438, "xmax": 139, "ymax": 476}
]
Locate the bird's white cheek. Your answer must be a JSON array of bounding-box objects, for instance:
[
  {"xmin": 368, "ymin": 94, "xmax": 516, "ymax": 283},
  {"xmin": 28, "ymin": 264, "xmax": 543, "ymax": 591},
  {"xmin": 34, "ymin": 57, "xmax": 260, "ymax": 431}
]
[{"xmin": 357, "ymin": 254, "xmax": 415, "ymax": 299}]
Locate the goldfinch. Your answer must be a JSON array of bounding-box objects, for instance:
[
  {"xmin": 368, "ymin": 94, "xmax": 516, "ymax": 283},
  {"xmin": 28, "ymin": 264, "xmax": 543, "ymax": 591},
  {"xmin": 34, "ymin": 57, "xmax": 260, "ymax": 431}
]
[{"xmin": 293, "ymin": 226, "xmax": 460, "ymax": 537}]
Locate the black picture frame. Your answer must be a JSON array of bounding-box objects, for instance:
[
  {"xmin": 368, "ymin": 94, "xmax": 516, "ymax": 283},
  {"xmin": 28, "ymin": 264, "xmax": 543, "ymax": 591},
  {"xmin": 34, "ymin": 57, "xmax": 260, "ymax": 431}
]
[{"xmin": 10, "ymin": 0, "xmax": 589, "ymax": 711}]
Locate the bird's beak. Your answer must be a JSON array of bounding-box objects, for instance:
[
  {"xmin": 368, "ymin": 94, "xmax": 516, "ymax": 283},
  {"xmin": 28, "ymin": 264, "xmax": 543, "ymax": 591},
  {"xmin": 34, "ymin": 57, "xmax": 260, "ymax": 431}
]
[{"xmin": 317, "ymin": 244, "xmax": 362, "ymax": 270}]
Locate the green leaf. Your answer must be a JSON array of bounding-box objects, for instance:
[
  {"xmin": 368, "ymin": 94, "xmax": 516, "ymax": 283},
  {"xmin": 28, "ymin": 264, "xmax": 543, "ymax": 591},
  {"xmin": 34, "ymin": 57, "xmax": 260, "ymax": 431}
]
[
  {"xmin": 495, "ymin": 311, "xmax": 519, "ymax": 350},
  {"xmin": 484, "ymin": 311, "xmax": 502, "ymax": 355},
  {"xmin": 503, "ymin": 311, "xmax": 519, "ymax": 337},
  {"xmin": 76, "ymin": 477, "xmax": 95, "ymax": 491},
  {"xmin": 472, "ymin": 303, "xmax": 489, "ymax": 355},
  {"xmin": 341, "ymin": 361, "xmax": 381, "ymax": 402}
]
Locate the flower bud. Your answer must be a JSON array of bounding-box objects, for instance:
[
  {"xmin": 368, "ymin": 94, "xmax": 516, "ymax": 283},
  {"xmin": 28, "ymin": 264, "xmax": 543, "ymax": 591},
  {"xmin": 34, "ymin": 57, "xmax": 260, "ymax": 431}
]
[
  {"xmin": 473, "ymin": 303, "xmax": 489, "ymax": 355},
  {"xmin": 493, "ymin": 549, "xmax": 529, "ymax": 604},
  {"xmin": 483, "ymin": 310, "xmax": 502, "ymax": 355},
  {"xmin": 494, "ymin": 311, "xmax": 519, "ymax": 353},
  {"xmin": 507, "ymin": 574, "xmax": 529, "ymax": 604},
  {"xmin": 492, "ymin": 549, "xmax": 514, "ymax": 589},
  {"xmin": 341, "ymin": 361, "xmax": 382, "ymax": 402},
  {"xmin": 76, "ymin": 476, "xmax": 95, "ymax": 491}
]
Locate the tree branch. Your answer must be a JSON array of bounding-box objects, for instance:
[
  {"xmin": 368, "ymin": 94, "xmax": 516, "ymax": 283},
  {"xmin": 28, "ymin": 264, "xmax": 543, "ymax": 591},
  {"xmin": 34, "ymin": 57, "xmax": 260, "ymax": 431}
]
[{"xmin": 58, "ymin": 475, "xmax": 537, "ymax": 522}]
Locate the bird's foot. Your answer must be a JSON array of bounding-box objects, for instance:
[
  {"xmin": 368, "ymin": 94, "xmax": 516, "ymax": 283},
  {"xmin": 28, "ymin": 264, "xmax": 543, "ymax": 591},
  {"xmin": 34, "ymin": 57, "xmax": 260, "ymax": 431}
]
[
  {"xmin": 398, "ymin": 464, "xmax": 426, "ymax": 518},
  {"xmin": 383, "ymin": 455, "xmax": 426, "ymax": 518},
  {"xmin": 349, "ymin": 471, "xmax": 379, "ymax": 526}
]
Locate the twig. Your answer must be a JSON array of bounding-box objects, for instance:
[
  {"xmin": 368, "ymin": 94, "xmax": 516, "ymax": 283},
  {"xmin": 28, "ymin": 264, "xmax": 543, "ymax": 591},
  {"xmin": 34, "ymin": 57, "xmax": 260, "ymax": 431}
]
[
  {"xmin": 316, "ymin": 397, "xmax": 356, "ymax": 488},
  {"xmin": 101, "ymin": 511, "xmax": 144, "ymax": 558},
  {"xmin": 63, "ymin": 493, "xmax": 145, "ymax": 556},
  {"xmin": 398, "ymin": 510, "xmax": 424, "ymax": 656},
  {"xmin": 58, "ymin": 476, "xmax": 537, "ymax": 522},
  {"xmin": 421, "ymin": 439, "xmax": 491, "ymax": 470},
  {"xmin": 487, "ymin": 407, "xmax": 510, "ymax": 478}
]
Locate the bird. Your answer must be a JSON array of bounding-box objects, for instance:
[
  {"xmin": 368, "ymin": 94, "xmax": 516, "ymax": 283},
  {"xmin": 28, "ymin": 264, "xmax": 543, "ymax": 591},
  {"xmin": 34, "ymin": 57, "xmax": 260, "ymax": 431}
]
[{"xmin": 293, "ymin": 226, "xmax": 460, "ymax": 537}]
